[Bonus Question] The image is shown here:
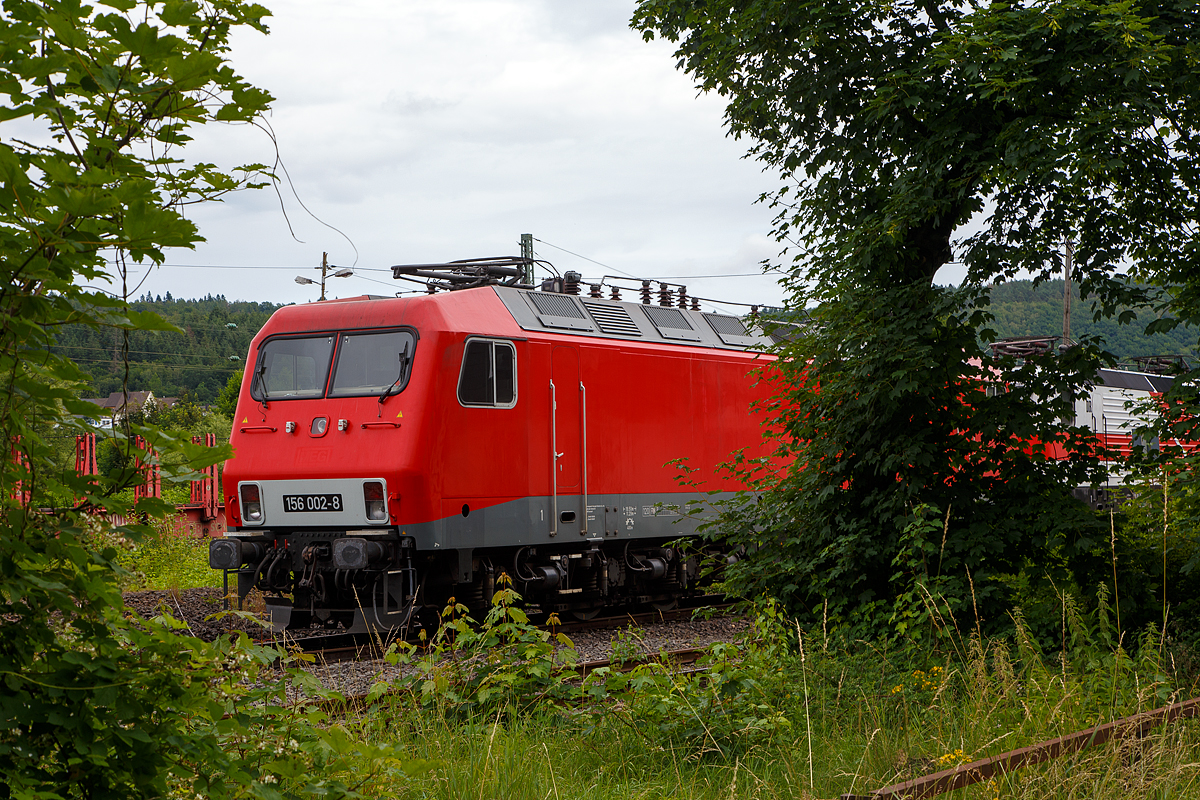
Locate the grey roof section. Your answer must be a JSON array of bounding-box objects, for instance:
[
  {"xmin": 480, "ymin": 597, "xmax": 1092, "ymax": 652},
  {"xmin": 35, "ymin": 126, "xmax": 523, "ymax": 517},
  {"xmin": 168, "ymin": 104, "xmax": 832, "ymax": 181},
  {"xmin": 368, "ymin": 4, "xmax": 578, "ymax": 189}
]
[
  {"xmin": 643, "ymin": 305, "xmax": 702, "ymax": 341},
  {"xmin": 1096, "ymin": 368, "xmax": 1174, "ymax": 393},
  {"xmin": 493, "ymin": 286, "xmax": 773, "ymax": 350},
  {"xmin": 702, "ymin": 312, "xmax": 763, "ymax": 347}
]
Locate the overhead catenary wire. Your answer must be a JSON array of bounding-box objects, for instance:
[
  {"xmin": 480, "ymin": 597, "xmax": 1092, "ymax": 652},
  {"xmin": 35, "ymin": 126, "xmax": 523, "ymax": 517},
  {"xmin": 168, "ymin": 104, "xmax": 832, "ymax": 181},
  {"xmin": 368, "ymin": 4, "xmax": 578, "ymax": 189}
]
[
  {"xmin": 65, "ymin": 357, "xmax": 239, "ymax": 373},
  {"xmin": 531, "ymin": 237, "xmax": 641, "ymax": 280},
  {"xmin": 106, "ymin": 261, "xmax": 394, "ymax": 272},
  {"xmin": 52, "ymin": 344, "xmax": 245, "ymax": 361},
  {"xmin": 113, "ymin": 254, "xmax": 776, "ymax": 285},
  {"xmin": 530, "ymin": 237, "xmax": 780, "ymax": 312},
  {"xmin": 106, "ymin": 245, "xmax": 784, "ymax": 312},
  {"xmin": 113, "ymin": 260, "xmax": 768, "ymax": 279},
  {"xmin": 643, "ymin": 273, "xmax": 773, "ymax": 279}
]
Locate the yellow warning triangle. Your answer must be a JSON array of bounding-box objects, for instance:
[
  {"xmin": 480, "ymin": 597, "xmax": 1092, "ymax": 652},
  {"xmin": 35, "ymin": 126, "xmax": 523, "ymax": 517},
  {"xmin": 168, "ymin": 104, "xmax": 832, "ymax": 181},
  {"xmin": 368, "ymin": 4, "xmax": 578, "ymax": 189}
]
[
  {"xmin": 396, "ymin": 411, "xmax": 403, "ymax": 418},
  {"xmin": 242, "ymin": 417, "xmax": 248, "ymax": 423}
]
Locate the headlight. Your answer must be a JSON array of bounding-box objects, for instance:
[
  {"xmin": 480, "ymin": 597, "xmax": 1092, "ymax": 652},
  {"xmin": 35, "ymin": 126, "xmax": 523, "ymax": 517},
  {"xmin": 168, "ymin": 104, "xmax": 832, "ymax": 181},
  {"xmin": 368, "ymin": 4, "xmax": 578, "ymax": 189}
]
[
  {"xmin": 363, "ymin": 480, "xmax": 387, "ymax": 521},
  {"xmin": 240, "ymin": 483, "xmax": 262, "ymax": 523}
]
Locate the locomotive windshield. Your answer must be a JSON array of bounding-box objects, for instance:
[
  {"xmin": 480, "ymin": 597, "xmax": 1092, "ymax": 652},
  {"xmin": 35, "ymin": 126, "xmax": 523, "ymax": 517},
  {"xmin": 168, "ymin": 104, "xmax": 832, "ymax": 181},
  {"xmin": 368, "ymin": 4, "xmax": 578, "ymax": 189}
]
[
  {"xmin": 329, "ymin": 330, "xmax": 415, "ymax": 397},
  {"xmin": 254, "ymin": 336, "xmax": 334, "ymax": 399},
  {"xmin": 252, "ymin": 330, "xmax": 417, "ymax": 401}
]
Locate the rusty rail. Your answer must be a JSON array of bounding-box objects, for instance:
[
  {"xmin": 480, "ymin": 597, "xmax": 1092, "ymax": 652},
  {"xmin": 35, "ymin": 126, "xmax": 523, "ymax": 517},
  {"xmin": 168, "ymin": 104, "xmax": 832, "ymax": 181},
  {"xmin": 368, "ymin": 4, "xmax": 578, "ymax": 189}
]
[
  {"xmin": 576, "ymin": 646, "xmax": 705, "ymax": 678},
  {"xmin": 841, "ymin": 695, "xmax": 1200, "ymax": 800}
]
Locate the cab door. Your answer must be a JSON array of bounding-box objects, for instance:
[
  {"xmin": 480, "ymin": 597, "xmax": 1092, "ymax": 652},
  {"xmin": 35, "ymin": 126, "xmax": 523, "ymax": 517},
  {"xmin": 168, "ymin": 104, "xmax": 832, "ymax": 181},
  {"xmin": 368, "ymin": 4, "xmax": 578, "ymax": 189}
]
[{"xmin": 551, "ymin": 345, "xmax": 583, "ymax": 534}]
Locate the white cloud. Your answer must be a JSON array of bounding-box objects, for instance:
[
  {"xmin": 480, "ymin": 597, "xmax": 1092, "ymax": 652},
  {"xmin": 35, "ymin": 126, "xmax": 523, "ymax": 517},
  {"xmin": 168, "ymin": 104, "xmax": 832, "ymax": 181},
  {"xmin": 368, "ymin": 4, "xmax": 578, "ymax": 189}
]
[{"xmin": 137, "ymin": 0, "xmax": 786, "ymax": 308}]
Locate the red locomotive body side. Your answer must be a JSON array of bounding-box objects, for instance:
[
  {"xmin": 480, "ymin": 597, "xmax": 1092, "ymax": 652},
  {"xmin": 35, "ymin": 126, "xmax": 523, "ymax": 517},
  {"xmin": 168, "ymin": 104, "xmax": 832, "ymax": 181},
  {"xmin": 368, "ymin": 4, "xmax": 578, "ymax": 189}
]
[
  {"xmin": 216, "ymin": 285, "xmax": 778, "ymax": 630},
  {"xmin": 225, "ymin": 290, "xmax": 771, "ymax": 526}
]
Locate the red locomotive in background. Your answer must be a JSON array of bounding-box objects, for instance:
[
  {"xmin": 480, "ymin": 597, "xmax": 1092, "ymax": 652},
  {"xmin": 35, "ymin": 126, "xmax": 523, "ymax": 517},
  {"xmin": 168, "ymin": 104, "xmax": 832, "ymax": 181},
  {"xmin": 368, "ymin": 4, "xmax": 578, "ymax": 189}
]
[{"xmin": 209, "ymin": 258, "xmax": 779, "ymax": 631}]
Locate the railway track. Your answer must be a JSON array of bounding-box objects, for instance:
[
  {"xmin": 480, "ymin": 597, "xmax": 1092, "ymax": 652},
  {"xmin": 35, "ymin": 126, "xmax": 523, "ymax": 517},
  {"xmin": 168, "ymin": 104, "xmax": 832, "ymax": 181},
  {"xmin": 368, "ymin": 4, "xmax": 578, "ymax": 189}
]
[
  {"xmin": 262, "ymin": 603, "xmax": 731, "ymax": 707},
  {"xmin": 575, "ymin": 646, "xmax": 706, "ymax": 678},
  {"xmin": 306, "ymin": 645, "xmax": 712, "ymax": 706},
  {"xmin": 267, "ymin": 599, "xmax": 737, "ymax": 663}
]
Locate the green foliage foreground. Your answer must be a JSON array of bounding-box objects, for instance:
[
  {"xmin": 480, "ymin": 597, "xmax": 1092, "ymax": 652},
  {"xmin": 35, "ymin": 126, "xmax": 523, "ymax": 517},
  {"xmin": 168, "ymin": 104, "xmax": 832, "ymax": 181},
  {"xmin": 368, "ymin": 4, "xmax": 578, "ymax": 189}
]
[
  {"xmin": 267, "ymin": 593, "xmax": 1200, "ymax": 799},
  {"xmin": 0, "ymin": 0, "xmax": 371, "ymax": 796}
]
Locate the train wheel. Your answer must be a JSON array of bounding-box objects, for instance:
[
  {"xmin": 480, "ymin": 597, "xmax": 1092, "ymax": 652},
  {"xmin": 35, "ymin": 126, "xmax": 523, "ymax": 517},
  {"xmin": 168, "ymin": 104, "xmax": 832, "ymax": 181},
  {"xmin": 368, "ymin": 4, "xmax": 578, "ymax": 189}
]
[
  {"xmin": 570, "ymin": 607, "xmax": 602, "ymax": 621},
  {"xmin": 650, "ymin": 598, "xmax": 678, "ymax": 613}
]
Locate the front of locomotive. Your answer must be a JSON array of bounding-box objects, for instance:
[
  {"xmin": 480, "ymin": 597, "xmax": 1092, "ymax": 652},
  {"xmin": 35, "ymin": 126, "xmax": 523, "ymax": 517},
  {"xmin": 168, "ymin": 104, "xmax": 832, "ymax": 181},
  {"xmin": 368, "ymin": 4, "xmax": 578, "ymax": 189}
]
[{"xmin": 210, "ymin": 295, "xmax": 435, "ymax": 632}]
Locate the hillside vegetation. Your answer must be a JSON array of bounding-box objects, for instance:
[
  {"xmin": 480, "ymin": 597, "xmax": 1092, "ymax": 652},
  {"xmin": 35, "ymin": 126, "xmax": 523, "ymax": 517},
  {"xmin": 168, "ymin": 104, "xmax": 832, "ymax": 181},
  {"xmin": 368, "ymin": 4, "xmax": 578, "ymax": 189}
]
[
  {"xmin": 52, "ymin": 294, "xmax": 281, "ymax": 404},
  {"xmin": 53, "ymin": 283, "xmax": 1196, "ymax": 406},
  {"xmin": 984, "ymin": 279, "xmax": 1197, "ymax": 360}
]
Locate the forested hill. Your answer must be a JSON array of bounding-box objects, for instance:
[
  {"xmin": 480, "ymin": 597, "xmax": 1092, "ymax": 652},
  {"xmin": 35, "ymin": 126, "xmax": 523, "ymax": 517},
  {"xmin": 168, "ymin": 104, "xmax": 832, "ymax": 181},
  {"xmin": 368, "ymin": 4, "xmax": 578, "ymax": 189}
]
[
  {"xmin": 54, "ymin": 281, "xmax": 1195, "ymax": 404},
  {"xmin": 53, "ymin": 294, "xmax": 282, "ymax": 404},
  {"xmin": 980, "ymin": 279, "xmax": 1197, "ymax": 360}
]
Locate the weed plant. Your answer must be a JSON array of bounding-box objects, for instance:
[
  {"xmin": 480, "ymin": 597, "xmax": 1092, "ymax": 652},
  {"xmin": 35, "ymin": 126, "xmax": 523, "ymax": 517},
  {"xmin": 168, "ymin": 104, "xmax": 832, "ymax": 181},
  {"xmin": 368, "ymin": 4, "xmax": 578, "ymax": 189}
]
[{"xmin": 382, "ymin": 573, "xmax": 580, "ymax": 719}]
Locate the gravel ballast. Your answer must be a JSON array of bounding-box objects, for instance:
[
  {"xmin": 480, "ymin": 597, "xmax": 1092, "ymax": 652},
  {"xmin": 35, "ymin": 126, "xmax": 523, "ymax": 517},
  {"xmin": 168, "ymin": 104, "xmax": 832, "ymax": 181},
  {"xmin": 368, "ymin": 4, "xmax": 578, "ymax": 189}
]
[{"xmin": 123, "ymin": 587, "xmax": 749, "ymax": 697}]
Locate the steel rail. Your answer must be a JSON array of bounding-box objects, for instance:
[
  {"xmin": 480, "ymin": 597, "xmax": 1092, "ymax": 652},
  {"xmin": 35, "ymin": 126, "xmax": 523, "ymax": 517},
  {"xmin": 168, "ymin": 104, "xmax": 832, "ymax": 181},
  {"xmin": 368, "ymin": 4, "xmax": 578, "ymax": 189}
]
[
  {"xmin": 556, "ymin": 600, "xmax": 736, "ymax": 634},
  {"xmin": 575, "ymin": 646, "xmax": 705, "ymax": 678},
  {"xmin": 841, "ymin": 695, "xmax": 1200, "ymax": 800}
]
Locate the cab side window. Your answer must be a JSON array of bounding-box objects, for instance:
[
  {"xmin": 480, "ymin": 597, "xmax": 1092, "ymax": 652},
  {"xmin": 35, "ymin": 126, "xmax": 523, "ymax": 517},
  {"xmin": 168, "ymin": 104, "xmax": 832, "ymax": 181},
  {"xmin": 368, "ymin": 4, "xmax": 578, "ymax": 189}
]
[{"xmin": 458, "ymin": 339, "xmax": 516, "ymax": 407}]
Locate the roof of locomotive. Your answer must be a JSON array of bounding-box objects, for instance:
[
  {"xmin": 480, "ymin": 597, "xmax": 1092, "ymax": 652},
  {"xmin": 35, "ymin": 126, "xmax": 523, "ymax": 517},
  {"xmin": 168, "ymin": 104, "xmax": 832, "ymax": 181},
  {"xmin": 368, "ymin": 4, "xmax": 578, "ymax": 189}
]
[
  {"xmin": 492, "ymin": 286, "xmax": 773, "ymax": 350},
  {"xmin": 1095, "ymin": 367, "xmax": 1174, "ymax": 393},
  {"xmin": 254, "ymin": 286, "xmax": 774, "ymax": 352}
]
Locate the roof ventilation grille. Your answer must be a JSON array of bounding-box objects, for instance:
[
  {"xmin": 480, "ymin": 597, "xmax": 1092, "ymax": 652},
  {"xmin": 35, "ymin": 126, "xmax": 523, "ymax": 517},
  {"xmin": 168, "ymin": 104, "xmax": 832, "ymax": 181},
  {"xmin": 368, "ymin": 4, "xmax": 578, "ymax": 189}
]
[
  {"xmin": 704, "ymin": 312, "xmax": 763, "ymax": 346},
  {"xmin": 530, "ymin": 292, "xmax": 585, "ymax": 319},
  {"xmin": 643, "ymin": 305, "xmax": 702, "ymax": 341},
  {"xmin": 643, "ymin": 305, "xmax": 692, "ymax": 330},
  {"xmin": 583, "ymin": 300, "xmax": 642, "ymax": 337},
  {"xmin": 704, "ymin": 314, "xmax": 747, "ymax": 336}
]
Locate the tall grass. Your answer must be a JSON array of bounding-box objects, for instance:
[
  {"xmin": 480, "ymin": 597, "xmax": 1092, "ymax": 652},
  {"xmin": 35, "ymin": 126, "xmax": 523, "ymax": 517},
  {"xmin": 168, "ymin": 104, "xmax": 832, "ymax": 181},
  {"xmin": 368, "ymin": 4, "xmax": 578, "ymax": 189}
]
[
  {"xmin": 121, "ymin": 529, "xmax": 221, "ymax": 592},
  {"xmin": 307, "ymin": 589, "xmax": 1200, "ymax": 799},
  {"xmin": 77, "ymin": 523, "xmax": 1198, "ymax": 797},
  {"xmin": 85, "ymin": 517, "xmax": 222, "ymax": 592}
]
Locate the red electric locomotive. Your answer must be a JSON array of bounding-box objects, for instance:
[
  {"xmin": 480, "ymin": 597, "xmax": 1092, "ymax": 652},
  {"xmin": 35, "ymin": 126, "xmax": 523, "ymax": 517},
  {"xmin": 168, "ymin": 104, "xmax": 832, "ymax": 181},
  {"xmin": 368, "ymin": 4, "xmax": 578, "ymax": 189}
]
[{"xmin": 209, "ymin": 259, "xmax": 778, "ymax": 631}]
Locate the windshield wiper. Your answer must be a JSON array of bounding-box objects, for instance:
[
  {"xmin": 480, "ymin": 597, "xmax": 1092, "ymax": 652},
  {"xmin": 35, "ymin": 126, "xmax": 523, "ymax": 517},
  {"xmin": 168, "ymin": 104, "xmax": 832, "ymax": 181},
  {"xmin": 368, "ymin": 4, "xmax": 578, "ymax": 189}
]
[
  {"xmin": 251, "ymin": 364, "xmax": 269, "ymax": 410},
  {"xmin": 378, "ymin": 342, "xmax": 411, "ymax": 413}
]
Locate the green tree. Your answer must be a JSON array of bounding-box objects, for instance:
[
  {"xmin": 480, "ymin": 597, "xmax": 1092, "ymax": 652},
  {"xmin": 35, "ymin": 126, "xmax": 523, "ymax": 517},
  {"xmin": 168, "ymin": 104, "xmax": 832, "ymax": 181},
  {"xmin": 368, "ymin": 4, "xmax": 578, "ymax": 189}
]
[
  {"xmin": 0, "ymin": 0, "xmax": 279, "ymax": 795},
  {"xmin": 51, "ymin": 297, "xmax": 277, "ymax": 403},
  {"xmin": 215, "ymin": 367, "xmax": 243, "ymax": 417},
  {"xmin": 633, "ymin": 0, "xmax": 1200, "ymax": 632}
]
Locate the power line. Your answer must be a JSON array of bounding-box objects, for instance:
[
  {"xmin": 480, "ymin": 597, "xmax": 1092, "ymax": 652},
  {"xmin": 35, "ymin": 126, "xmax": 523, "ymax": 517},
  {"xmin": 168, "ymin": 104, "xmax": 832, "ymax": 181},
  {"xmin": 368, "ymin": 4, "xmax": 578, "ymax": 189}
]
[
  {"xmin": 68, "ymin": 358, "xmax": 239, "ymax": 372},
  {"xmin": 532, "ymin": 238, "xmax": 641, "ymax": 280},
  {"xmin": 347, "ymin": 272, "xmax": 405, "ymax": 291},
  {"xmin": 643, "ymin": 273, "xmax": 776, "ymax": 280},
  {"xmin": 112, "ymin": 257, "xmax": 778, "ymax": 284},
  {"xmin": 52, "ymin": 344, "xmax": 243, "ymax": 361},
  {"xmin": 529, "ymin": 238, "xmax": 780, "ymax": 314},
  {"xmin": 108, "ymin": 262, "xmax": 394, "ymax": 273}
]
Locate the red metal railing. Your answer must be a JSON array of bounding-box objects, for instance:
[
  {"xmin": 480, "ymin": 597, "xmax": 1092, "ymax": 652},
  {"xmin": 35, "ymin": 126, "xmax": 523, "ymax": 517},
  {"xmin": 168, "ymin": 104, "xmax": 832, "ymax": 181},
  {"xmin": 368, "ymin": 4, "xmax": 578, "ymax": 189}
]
[{"xmin": 72, "ymin": 433, "xmax": 226, "ymax": 537}]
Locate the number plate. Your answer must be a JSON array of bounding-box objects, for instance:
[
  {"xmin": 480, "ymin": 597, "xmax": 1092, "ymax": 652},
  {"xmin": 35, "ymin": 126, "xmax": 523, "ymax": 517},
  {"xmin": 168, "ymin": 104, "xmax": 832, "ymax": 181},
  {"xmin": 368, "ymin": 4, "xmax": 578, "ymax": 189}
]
[{"xmin": 283, "ymin": 494, "xmax": 343, "ymax": 513}]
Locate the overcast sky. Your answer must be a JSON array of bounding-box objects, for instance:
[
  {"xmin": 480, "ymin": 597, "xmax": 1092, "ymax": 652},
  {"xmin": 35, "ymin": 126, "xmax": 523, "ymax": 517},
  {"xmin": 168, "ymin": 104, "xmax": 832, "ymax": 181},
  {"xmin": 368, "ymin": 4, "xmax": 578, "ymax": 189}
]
[{"xmin": 113, "ymin": 0, "xmax": 817, "ymax": 312}]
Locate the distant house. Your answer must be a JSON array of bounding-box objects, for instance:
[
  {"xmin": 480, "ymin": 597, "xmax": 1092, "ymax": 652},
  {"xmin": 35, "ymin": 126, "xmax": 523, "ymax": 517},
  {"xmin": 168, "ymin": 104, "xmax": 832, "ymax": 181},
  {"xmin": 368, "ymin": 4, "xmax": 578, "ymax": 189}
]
[{"xmin": 80, "ymin": 391, "xmax": 179, "ymax": 425}]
